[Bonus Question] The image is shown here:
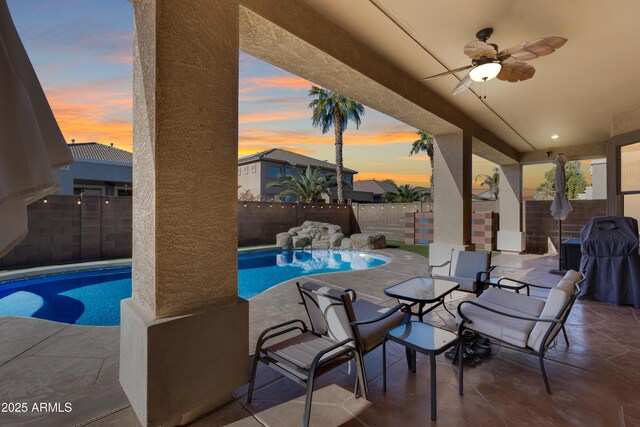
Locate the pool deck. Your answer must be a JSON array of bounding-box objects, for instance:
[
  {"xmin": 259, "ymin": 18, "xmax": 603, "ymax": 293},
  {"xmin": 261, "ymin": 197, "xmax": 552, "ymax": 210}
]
[{"xmin": 2, "ymin": 249, "xmax": 640, "ymax": 426}]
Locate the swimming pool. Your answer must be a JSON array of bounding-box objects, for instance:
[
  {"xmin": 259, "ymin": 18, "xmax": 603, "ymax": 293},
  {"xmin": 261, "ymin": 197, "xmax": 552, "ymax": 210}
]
[{"xmin": 0, "ymin": 250, "xmax": 388, "ymax": 326}]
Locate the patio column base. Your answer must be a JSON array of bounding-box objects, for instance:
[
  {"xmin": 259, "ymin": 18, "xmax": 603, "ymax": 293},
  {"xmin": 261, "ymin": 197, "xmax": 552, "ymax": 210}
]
[
  {"xmin": 497, "ymin": 231, "xmax": 525, "ymax": 253},
  {"xmin": 120, "ymin": 297, "xmax": 249, "ymax": 426}
]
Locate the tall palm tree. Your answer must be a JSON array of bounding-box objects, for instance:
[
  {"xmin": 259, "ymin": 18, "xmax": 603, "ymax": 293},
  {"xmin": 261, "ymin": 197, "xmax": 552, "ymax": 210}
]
[
  {"xmin": 410, "ymin": 130, "xmax": 435, "ymax": 201},
  {"xmin": 267, "ymin": 165, "xmax": 337, "ymax": 203},
  {"xmin": 475, "ymin": 167, "xmax": 500, "ymax": 200},
  {"xmin": 382, "ymin": 184, "xmax": 425, "ymax": 202},
  {"xmin": 308, "ymin": 86, "xmax": 364, "ymax": 204}
]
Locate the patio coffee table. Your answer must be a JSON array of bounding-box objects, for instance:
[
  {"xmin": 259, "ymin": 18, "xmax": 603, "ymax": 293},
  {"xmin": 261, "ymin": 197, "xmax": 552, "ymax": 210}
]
[
  {"xmin": 384, "ymin": 277, "xmax": 459, "ymax": 321},
  {"xmin": 383, "ymin": 322, "xmax": 462, "ymax": 421}
]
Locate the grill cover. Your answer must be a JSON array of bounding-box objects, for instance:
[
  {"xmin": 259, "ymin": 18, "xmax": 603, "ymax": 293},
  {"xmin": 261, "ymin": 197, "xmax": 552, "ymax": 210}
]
[{"xmin": 579, "ymin": 216, "xmax": 640, "ymax": 307}]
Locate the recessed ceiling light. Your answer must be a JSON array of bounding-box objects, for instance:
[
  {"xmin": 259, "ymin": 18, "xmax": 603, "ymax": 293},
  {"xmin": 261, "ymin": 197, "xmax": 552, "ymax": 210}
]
[{"xmin": 551, "ymin": 134, "xmax": 559, "ymax": 140}]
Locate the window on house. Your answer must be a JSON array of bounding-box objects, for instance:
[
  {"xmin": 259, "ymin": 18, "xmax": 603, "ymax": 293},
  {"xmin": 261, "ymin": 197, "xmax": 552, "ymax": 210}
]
[
  {"xmin": 267, "ymin": 166, "xmax": 281, "ymax": 179},
  {"xmin": 345, "ymin": 175, "xmax": 353, "ymax": 186},
  {"xmin": 285, "ymin": 167, "xmax": 292, "ymax": 176}
]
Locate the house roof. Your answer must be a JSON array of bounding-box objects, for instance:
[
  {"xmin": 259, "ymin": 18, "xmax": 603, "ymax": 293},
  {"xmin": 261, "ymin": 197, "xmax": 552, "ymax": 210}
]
[
  {"xmin": 69, "ymin": 142, "xmax": 132, "ymax": 164},
  {"xmin": 353, "ymin": 179, "xmax": 398, "ymax": 195},
  {"xmin": 238, "ymin": 148, "xmax": 357, "ymax": 174}
]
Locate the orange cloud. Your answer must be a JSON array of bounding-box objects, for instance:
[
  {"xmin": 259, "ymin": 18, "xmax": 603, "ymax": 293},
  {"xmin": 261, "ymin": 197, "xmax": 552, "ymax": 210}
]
[
  {"xmin": 239, "ymin": 128, "xmax": 417, "ymax": 147},
  {"xmin": 240, "ymin": 76, "xmax": 312, "ymax": 93},
  {"xmin": 400, "ymin": 155, "xmax": 430, "ymax": 161},
  {"xmin": 239, "ymin": 111, "xmax": 308, "ymax": 124},
  {"xmin": 45, "ymin": 77, "xmax": 133, "ymax": 150},
  {"xmin": 355, "ymin": 172, "xmax": 430, "ymax": 186}
]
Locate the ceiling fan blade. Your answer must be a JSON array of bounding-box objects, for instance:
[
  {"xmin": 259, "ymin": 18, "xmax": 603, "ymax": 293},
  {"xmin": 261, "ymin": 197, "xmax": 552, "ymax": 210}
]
[
  {"xmin": 498, "ymin": 36, "xmax": 567, "ymax": 62},
  {"xmin": 421, "ymin": 65, "xmax": 473, "ymax": 80},
  {"xmin": 496, "ymin": 59, "xmax": 536, "ymax": 82},
  {"xmin": 464, "ymin": 40, "xmax": 497, "ymax": 59},
  {"xmin": 452, "ymin": 74, "xmax": 474, "ymax": 95}
]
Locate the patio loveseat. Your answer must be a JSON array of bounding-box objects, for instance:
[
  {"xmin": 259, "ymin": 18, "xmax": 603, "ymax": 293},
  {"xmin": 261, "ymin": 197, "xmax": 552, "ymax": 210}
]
[{"xmin": 456, "ymin": 270, "xmax": 585, "ymax": 393}]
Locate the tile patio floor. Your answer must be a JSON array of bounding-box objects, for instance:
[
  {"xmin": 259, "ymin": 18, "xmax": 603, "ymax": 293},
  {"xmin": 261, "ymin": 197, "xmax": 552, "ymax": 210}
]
[{"xmin": 1, "ymin": 249, "xmax": 639, "ymax": 426}]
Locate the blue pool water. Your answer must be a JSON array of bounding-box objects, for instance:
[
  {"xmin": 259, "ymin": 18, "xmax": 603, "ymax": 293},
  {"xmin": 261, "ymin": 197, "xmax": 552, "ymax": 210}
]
[{"xmin": 0, "ymin": 250, "xmax": 387, "ymax": 326}]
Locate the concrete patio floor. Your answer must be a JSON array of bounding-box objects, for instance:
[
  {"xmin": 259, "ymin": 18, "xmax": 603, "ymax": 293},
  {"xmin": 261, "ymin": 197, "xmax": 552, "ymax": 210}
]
[{"xmin": 1, "ymin": 249, "xmax": 640, "ymax": 426}]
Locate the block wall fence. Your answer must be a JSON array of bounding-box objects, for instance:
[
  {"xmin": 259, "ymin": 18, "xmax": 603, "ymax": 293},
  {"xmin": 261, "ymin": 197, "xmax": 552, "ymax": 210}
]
[
  {"xmin": 524, "ymin": 199, "xmax": 607, "ymax": 254},
  {"xmin": 0, "ymin": 197, "xmax": 608, "ymax": 268},
  {"xmin": 404, "ymin": 211, "xmax": 499, "ymax": 251},
  {"xmin": 0, "ymin": 195, "xmax": 132, "ymax": 269},
  {"xmin": 237, "ymin": 201, "xmax": 356, "ymax": 246}
]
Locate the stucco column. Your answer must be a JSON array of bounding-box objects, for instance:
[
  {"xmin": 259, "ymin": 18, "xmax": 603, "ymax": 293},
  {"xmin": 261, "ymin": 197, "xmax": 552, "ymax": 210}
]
[
  {"xmin": 120, "ymin": 1, "xmax": 248, "ymax": 426},
  {"xmin": 497, "ymin": 164, "xmax": 525, "ymax": 252},
  {"xmin": 432, "ymin": 131, "xmax": 472, "ymax": 246}
]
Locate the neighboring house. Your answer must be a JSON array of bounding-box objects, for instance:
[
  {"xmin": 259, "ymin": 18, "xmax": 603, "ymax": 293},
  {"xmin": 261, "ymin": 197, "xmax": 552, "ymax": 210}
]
[
  {"xmin": 577, "ymin": 159, "xmax": 607, "ymax": 200},
  {"xmin": 57, "ymin": 142, "xmax": 132, "ymax": 196},
  {"xmin": 353, "ymin": 179, "xmax": 398, "ymax": 202},
  {"xmin": 237, "ymin": 148, "xmax": 372, "ymax": 202},
  {"xmin": 473, "ymin": 190, "xmax": 497, "ymax": 201}
]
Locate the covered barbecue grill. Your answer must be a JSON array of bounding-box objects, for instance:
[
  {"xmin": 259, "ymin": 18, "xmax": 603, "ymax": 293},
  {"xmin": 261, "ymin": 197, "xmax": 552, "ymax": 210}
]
[{"xmin": 579, "ymin": 216, "xmax": 640, "ymax": 307}]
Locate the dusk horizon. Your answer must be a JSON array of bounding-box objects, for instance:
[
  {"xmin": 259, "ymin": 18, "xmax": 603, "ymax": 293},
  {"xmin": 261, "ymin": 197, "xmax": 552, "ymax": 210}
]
[{"xmin": 7, "ymin": 0, "xmax": 593, "ymax": 197}]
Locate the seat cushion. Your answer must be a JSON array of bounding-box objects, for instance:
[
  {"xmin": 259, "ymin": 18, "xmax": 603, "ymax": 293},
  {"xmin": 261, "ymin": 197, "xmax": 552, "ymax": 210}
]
[
  {"xmin": 527, "ymin": 288, "xmax": 570, "ymax": 351},
  {"xmin": 352, "ymin": 299, "xmax": 406, "ymax": 352},
  {"xmin": 457, "ymin": 300, "xmax": 537, "ymax": 348},
  {"xmin": 432, "ymin": 275, "xmax": 476, "ymax": 292},
  {"xmin": 265, "ymin": 332, "xmax": 352, "ymax": 373},
  {"xmin": 479, "ymin": 287, "xmax": 545, "ymax": 316}
]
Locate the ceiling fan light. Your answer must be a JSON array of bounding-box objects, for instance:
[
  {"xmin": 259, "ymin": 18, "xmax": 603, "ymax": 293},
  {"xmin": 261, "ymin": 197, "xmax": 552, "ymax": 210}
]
[{"xmin": 469, "ymin": 62, "xmax": 502, "ymax": 82}]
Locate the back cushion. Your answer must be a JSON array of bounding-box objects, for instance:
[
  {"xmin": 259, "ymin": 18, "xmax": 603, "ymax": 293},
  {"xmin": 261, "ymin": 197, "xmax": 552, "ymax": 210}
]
[
  {"xmin": 555, "ymin": 270, "xmax": 583, "ymax": 296},
  {"xmin": 563, "ymin": 270, "xmax": 583, "ymax": 284},
  {"xmin": 299, "ymin": 282, "xmax": 346, "ymax": 335},
  {"xmin": 527, "ymin": 288, "xmax": 570, "ymax": 350},
  {"xmin": 453, "ymin": 251, "xmax": 490, "ymax": 279},
  {"xmin": 316, "ymin": 293, "xmax": 355, "ymax": 344},
  {"xmin": 555, "ymin": 278, "xmax": 576, "ymax": 296}
]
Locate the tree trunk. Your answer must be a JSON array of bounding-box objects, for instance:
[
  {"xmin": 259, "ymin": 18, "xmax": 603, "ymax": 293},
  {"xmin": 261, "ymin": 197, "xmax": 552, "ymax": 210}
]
[
  {"xmin": 333, "ymin": 108, "xmax": 344, "ymax": 204},
  {"xmin": 429, "ymin": 156, "xmax": 435, "ymax": 202}
]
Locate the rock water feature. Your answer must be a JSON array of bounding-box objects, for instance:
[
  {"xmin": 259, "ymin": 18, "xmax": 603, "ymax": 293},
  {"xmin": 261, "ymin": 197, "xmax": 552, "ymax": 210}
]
[{"xmin": 276, "ymin": 221, "xmax": 386, "ymax": 251}]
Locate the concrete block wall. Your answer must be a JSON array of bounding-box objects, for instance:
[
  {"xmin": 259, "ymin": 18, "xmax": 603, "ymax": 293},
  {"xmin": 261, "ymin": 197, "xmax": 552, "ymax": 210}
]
[
  {"xmin": 404, "ymin": 211, "xmax": 498, "ymax": 250},
  {"xmin": 352, "ymin": 202, "xmax": 430, "ymax": 241},
  {"xmin": 237, "ymin": 201, "xmax": 354, "ymax": 247},
  {"xmin": 524, "ymin": 200, "xmax": 607, "ymax": 254},
  {"xmin": 471, "ymin": 212, "xmax": 498, "ymax": 251},
  {"xmin": 405, "ymin": 212, "xmax": 434, "ymax": 245},
  {"xmin": 0, "ymin": 195, "xmax": 132, "ymax": 269}
]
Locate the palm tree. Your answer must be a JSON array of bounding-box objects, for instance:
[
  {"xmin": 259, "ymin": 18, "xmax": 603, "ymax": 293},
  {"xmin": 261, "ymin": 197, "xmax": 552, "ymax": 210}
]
[
  {"xmin": 267, "ymin": 165, "xmax": 337, "ymax": 202},
  {"xmin": 382, "ymin": 184, "xmax": 425, "ymax": 202},
  {"xmin": 475, "ymin": 167, "xmax": 500, "ymax": 200},
  {"xmin": 410, "ymin": 130, "xmax": 435, "ymax": 201},
  {"xmin": 308, "ymin": 86, "xmax": 364, "ymax": 204}
]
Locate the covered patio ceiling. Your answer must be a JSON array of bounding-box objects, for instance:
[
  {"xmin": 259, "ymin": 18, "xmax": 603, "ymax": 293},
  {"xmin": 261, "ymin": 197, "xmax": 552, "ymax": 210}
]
[{"xmin": 302, "ymin": 0, "xmax": 640, "ymax": 159}]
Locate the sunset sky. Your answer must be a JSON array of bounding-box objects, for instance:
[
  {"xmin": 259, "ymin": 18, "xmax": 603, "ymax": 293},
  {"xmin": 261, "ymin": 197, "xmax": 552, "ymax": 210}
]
[{"xmin": 8, "ymin": 0, "xmax": 592, "ymax": 197}]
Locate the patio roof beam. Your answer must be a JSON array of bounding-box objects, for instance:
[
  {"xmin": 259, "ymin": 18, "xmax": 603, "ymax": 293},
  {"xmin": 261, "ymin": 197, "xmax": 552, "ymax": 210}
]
[
  {"xmin": 518, "ymin": 141, "xmax": 607, "ymax": 164},
  {"xmin": 239, "ymin": 0, "xmax": 519, "ymax": 163}
]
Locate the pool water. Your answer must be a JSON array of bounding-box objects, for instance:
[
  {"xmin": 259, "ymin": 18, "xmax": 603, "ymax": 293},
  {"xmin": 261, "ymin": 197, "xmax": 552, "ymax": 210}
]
[{"xmin": 0, "ymin": 250, "xmax": 387, "ymax": 326}]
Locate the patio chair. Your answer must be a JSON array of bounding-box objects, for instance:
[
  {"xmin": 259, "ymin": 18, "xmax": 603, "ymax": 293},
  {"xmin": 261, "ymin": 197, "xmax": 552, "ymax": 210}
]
[
  {"xmin": 455, "ymin": 270, "xmax": 585, "ymax": 393},
  {"xmin": 247, "ymin": 287, "xmax": 368, "ymax": 427},
  {"xmin": 296, "ymin": 281, "xmax": 410, "ymax": 392},
  {"xmin": 428, "ymin": 249, "xmax": 494, "ymax": 296}
]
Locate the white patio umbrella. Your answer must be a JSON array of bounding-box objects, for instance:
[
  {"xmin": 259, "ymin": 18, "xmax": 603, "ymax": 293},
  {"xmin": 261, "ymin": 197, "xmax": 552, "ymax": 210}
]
[
  {"xmin": 550, "ymin": 154, "xmax": 573, "ymax": 273},
  {"xmin": 0, "ymin": 0, "xmax": 73, "ymax": 257}
]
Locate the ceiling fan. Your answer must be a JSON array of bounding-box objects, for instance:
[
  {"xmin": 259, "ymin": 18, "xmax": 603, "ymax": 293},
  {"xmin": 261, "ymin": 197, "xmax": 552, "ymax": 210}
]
[{"xmin": 422, "ymin": 28, "xmax": 567, "ymax": 96}]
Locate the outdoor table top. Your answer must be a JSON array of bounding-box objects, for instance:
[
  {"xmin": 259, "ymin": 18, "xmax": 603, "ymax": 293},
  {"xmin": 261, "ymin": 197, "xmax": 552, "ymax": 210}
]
[
  {"xmin": 386, "ymin": 321, "xmax": 458, "ymax": 354},
  {"xmin": 384, "ymin": 276, "xmax": 459, "ymax": 303}
]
